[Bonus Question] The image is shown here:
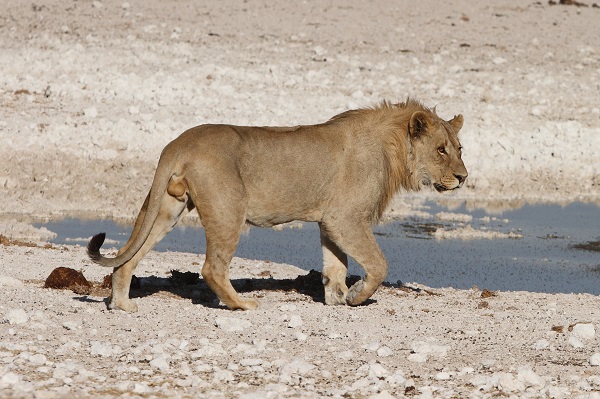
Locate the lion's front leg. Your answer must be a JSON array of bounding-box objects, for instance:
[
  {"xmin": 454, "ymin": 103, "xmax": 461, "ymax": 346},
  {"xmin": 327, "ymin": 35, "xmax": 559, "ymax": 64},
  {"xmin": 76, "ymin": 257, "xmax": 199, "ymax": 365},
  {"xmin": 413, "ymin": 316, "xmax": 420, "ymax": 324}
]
[
  {"xmin": 321, "ymin": 219, "xmax": 388, "ymax": 306},
  {"xmin": 320, "ymin": 224, "xmax": 349, "ymax": 305}
]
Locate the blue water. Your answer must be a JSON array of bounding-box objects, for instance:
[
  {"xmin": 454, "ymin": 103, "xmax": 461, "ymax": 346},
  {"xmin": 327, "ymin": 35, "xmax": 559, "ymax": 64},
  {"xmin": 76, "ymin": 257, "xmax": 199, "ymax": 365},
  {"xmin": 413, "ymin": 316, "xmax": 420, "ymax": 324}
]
[{"xmin": 37, "ymin": 202, "xmax": 600, "ymax": 295}]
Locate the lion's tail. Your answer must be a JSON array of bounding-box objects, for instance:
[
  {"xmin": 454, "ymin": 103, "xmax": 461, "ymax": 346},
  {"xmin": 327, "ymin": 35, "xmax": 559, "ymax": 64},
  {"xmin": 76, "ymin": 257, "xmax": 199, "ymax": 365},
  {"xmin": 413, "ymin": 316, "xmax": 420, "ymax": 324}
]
[{"xmin": 87, "ymin": 143, "xmax": 180, "ymax": 269}]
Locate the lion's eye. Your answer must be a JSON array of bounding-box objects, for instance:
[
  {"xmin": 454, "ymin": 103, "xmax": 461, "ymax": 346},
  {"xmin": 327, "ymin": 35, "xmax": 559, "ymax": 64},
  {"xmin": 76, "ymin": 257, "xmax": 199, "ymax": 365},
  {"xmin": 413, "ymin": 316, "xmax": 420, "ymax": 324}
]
[{"xmin": 438, "ymin": 147, "xmax": 447, "ymax": 155}]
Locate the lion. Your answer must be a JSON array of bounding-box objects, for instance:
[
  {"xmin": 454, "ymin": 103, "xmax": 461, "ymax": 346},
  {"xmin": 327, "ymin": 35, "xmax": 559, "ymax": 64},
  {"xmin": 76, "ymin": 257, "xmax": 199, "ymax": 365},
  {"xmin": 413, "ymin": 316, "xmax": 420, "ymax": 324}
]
[{"xmin": 88, "ymin": 99, "xmax": 468, "ymax": 312}]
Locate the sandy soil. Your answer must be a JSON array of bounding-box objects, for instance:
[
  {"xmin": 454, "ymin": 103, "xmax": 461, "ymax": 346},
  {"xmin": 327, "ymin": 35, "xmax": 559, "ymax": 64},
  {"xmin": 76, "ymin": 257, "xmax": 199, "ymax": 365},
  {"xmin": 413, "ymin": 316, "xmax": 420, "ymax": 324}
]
[{"xmin": 1, "ymin": 0, "xmax": 600, "ymax": 398}]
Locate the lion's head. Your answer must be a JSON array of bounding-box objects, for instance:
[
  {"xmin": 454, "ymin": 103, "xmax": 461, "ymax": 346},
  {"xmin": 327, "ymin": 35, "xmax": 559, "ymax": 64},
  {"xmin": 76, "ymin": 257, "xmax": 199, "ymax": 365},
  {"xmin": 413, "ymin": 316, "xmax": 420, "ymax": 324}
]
[{"xmin": 408, "ymin": 109, "xmax": 468, "ymax": 193}]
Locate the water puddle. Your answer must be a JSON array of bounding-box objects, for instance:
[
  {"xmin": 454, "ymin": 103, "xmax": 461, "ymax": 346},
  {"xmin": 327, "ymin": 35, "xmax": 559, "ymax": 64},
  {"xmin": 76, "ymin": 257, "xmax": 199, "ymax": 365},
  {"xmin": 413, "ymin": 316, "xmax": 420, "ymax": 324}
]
[{"xmin": 36, "ymin": 202, "xmax": 600, "ymax": 295}]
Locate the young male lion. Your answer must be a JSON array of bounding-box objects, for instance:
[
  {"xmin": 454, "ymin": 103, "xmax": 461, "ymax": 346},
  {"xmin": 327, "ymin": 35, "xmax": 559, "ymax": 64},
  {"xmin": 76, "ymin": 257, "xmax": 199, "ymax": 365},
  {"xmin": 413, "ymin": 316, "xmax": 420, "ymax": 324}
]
[{"xmin": 88, "ymin": 99, "xmax": 467, "ymax": 312}]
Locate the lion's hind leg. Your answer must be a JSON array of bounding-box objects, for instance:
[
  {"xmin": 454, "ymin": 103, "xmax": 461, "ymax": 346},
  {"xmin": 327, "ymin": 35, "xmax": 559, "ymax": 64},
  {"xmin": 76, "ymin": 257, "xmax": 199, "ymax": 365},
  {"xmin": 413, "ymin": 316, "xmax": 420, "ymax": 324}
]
[
  {"xmin": 200, "ymin": 218, "xmax": 259, "ymax": 311},
  {"xmin": 109, "ymin": 188, "xmax": 189, "ymax": 312},
  {"xmin": 320, "ymin": 224, "xmax": 349, "ymax": 305}
]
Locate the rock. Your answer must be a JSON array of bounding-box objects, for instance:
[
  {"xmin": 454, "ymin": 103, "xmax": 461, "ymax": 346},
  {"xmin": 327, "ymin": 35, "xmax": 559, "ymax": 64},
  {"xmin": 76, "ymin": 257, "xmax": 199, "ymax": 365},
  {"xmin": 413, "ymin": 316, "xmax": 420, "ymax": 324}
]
[
  {"xmin": 280, "ymin": 359, "xmax": 315, "ymax": 376},
  {"xmin": 293, "ymin": 331, "xmax": 307, "ymax": 341},
  {"xmin": 377, "ymin": 346, "xmax": 393, "ymax": 357},
  {"xmin": 4, "ymin": 308, "xmax": 29, "ymax": 325},
  {"xmin": 368, "ymin": 389, "xmax": 396, "ymax": 399},
  {"xmin": 568, "ymin": 336, "xmax": 584, "ymax": 349},
  {"xmin": 408, "ymin": 340, "xmax": 449, "ymax": 362},
  {"xmin": 407, "ymin": 353, "xmax": 428, "ymax": 363},
  {"xmin": 83, "ymin": 106, "xmax": 98, "ymax": 118},
  {"xmin": 368, "ymin": 363, "xmax": 389, "ymax": 379},
  {"xmin": 240, "ymin": 358, "xmax": 263, "ymax": 367},
  {"xmin": 571, "ymin": 323, "xmax": 595, "ymax": 340},
  {"xmin": 533, "ymin": 339, "xmax": 549, "ymax": 350},
  {"xmin": 362, "ymin": 342, "xmax": 380, "ymax": 351},
  {"xmin": 90, "ymin": 341, "xmax": 121, "ymax": 357},
  {"xmin": 214, "ymin": 317, "xmax": 252, "ymax": 332},
  {"xmin": 590, "ymin": 353, "xmax": 600, "ymax": 366},
  {"xmin": 63, "ymin": 321, "xmax": 79, "ymax": 330},
  {"xmin": 498, "ymin": 372, "xmax": 526, "ymax": 393},
  {"xmin": 288, "ymin": 315, "xmax": 303, "ymax": 328},
  {"xmin": 0, "ymin": 372, "xmax": 20, "ymax": 387},
  {"xmin": 436, "ymin": 371, "xmax": 451, "ymax": 380},
  {"xmin": 0, "ymin": 275, "xmax": 24, "ymax": 287},
  {"xmin": 150, "ymin": 353, "xmax": 170, "ymax": 371},
  {"xmin": 28, "ymin": 353, "xmax": 47, "ymax": 366},
  {"xmin": 517, "ymin": 366, "xmax": 545, "ymax": 390}
]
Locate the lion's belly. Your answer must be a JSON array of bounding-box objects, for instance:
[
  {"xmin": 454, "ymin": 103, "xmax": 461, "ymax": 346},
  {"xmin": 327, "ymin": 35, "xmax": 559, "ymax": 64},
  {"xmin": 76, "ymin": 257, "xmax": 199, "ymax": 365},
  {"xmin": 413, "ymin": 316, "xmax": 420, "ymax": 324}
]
[{"xmin": 245, "ymin": 187, "xmax": 326, "ymax": 227}]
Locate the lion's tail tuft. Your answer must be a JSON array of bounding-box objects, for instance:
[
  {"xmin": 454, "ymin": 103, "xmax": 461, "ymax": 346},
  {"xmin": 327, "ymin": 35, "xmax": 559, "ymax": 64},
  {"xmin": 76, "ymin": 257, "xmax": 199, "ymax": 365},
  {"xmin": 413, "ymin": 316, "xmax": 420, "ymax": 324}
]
[{"xmin": 87, "ymin": 233, "xmax": 112, "ymax": 267}]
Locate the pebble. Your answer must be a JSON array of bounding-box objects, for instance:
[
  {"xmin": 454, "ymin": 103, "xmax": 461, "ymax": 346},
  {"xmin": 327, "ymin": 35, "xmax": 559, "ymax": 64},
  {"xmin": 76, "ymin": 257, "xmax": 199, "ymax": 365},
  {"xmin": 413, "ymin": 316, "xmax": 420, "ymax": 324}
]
[
  {"xmin": 293, "ymin": 332, "xmax": 307, "ymax": 341},
  {"xmin": 362, "ymin": 342, "xmax": 380, "ymax": 351},
  {"xmin": 287, "ymin": 315, "xmax": 303, "ymax": 328},
  {"xmin": 571, "ymin": 323, "xmax": 595, "ymax": 341},
  {"xmin": 436, "ymin": 371, "xmax": 451, "ymax": 380},
  {"xmin": 368, "ymin": 390, "xmax": 396, "ymax": 399},
  {"xmin": 368, "ymin": 363, "xmax": 389, "ymax": 379},
  {"xmin": 377, "ymin": 346, "xmax": 393, "ymax": 357},
  {"xmin": 0, "ymin": 275, "xmax": 24, "ymax": 287},
  {"xmin": 4, "ymin": 308, "xmax": 29, "ymax": 325},
  {"xmin": 590, "ymin": 353, "xmax": 600, "ymax": 366},
  {"xmin": 89, "ymin": 341, "xmax": 121, "ymax": 357},
  {"xmin": 214, "ymin": 317, "xmax": 252, "ymax": 332},
  {"xmin": 150, "ymin": 353, "xmax": 170, "ymax": 371},
  {"xmin": 83, "ymin": 106, "xmax": 98, "ymax": 118},
  {"xmin": 279, "ymin": 359, "xmax": 315, "ymax": 376},
  {"xmin": 533, "ymin": 339, "xmax": 549, "ymax": 350}
]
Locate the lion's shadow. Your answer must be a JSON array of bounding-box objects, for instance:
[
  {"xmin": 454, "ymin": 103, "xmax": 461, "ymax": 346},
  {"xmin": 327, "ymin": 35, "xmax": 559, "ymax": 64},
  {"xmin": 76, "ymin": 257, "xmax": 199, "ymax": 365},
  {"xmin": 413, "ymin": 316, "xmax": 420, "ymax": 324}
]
[{"xmin": 96, "ymin": 270, "xmax": 404, "ymax": 308}]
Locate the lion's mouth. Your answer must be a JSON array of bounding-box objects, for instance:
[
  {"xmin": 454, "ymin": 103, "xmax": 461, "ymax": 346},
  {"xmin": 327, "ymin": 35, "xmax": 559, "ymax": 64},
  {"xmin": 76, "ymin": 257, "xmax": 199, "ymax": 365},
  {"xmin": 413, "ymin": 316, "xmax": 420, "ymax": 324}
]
[{"xmin": 433, "ymin": 183, "xmax": 449, "ymax": 193}]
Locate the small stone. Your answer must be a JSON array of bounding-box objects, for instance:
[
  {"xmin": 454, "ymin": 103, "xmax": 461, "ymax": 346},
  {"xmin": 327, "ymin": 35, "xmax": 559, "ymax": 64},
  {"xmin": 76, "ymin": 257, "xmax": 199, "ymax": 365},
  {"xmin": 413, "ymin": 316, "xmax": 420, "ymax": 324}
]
[
  {"xmin": 368, "ymin": 363, "xmax": 389, "ymax": 379},
  {"xmin": 150, "ymin": 354, "xmax": 170, "ymax": 371},
  {"xmin": 336, "ymin": 350, "xmax": 353, "ymax": 360},
  {"xmin": 288, "ymin": 315, "xmax": 303, "ymax": 328},
  {"xmin": 0, "ymin": 275, "xmax": 23, "ymax": 287},
  {"xmin": 568, "ymin": 336, "xmax": 584, "ymax": 349},
  {"xmin": 571, "ymin": 323, "xmax": 595, "ymax": 341},
  {"xmin": 377, "ymin": 346, "xmax": 394, "ymax": 357},
  {"xmin": 293, "ymin": 332, "xmax": 307, "ymax": 341},
  {"xmin": 280, "ymin": 359, "xmax": 315, "ymax": 376},
  {"xmin": 362, "ymin": 342, "xmax": 380, "ymax": 351},
  {"xmin": 63, "ymin": 321, "xmax": 78, "ymax": 330},
  {"xmin": 29, "ymin": 353, "xmax": 47, "ymax": 366},
  {"xmin": 0, "ymin": 372, "xmax": 20, "ymax": 386},
  {"xmin": 436, "ymin": 371, "xmax": 451, "ymax": 380},
  {"xmin": 83, "ymin": 106, "xmax": 98, "ymax": 118},
  {"xmin": 4, "ymin": 308, "xmax": 29, "ymax": 325},
  {"xmin": 368, "ymin": 390, "xmax": 396, "ymax": 399},
  {"xmin": 533, "ymin": 339, "xmax": 549, "ymax": 350},
  {"xmin": 214, "ymin": 317, "xmax": 252, "ymax": 332},
  {"xmin": 590, "ymin": 353, "xmax": 600, "ymax": 366},
  {"xmin": 240, "ymin": 358, "xmax": 263, "ymax": 367},
  {"xmin": 407, "ymin": 353, "xmax": 428, "ymax": 363},
  {"xmin": 351, "ymin": 377, "xmax": 371, "ymax": 391}
]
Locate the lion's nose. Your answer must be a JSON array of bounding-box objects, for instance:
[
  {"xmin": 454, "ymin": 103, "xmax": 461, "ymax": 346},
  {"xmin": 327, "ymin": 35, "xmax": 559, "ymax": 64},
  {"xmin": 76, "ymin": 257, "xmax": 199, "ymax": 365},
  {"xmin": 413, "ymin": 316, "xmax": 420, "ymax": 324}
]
[{"xmin": 454, "ymin": 173, "xmax": 467, "ymax": 184}]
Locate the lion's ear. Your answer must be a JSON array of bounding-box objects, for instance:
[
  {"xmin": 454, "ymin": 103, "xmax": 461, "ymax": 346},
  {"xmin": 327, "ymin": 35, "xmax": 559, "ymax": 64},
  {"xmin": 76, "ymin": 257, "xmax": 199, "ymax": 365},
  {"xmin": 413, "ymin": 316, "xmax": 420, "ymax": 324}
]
[
  {"xmin": 409, "ymin": 111, "xmax": 429, "ymax": 138},
  {"xmin": 449, "ymin": 114, "xmax": 464, "ymax": 133}
]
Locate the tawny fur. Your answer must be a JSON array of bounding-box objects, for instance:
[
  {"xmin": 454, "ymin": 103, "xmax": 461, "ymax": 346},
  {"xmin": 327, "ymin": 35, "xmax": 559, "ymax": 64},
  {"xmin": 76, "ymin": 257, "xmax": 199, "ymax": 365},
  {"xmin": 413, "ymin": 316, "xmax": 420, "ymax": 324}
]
[{"xmin": 88, "ymin": 99, "xmax": 468, "ymax": 312}]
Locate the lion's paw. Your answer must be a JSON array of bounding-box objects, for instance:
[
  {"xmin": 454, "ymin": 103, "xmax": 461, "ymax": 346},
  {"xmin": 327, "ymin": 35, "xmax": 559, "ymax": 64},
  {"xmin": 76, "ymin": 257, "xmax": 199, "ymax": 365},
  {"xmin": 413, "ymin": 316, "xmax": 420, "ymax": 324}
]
[
  {"xmin": 346, "ymin": 279, "xmax": 365, "ymax": 306},
  {"xmin": 324, "ymin": 282, "xmax": 348, "ymax": 306},
  {"xmin": 235, "ymin": 298, "xmax": 259, "ymax": 311},
  {"xmin": 108, "ymin": 297, "xmax": 139, "ymax": 313}
]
